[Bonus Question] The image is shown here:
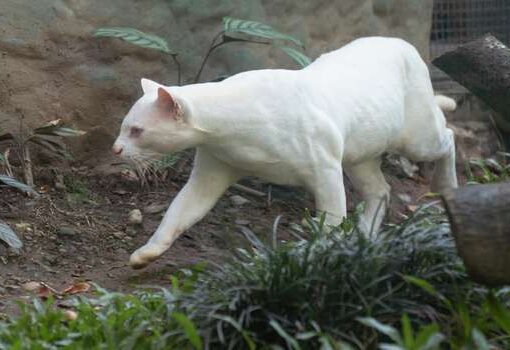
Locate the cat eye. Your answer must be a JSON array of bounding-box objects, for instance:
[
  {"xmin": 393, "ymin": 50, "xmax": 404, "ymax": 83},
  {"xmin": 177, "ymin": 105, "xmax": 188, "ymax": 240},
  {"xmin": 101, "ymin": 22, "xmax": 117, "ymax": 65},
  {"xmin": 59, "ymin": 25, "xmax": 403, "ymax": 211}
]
[{"xmin": 129, "ymin": 126, "xmax": 144, "ymax": 138}]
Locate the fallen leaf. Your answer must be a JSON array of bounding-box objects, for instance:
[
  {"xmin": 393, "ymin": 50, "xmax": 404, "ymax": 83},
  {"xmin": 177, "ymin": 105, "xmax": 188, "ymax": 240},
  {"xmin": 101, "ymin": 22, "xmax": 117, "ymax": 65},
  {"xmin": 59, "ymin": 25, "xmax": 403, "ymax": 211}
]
[
  {"xmin": 62, "ymin": 282, "xmax": 91, "ymax": 295},
  {"xmin": 407, "ymin": 205, "xmax": 419, "ymax": 213},
  {"xmin": 37, "ymin": 282, "xmax": 59, "ymax": 299}
]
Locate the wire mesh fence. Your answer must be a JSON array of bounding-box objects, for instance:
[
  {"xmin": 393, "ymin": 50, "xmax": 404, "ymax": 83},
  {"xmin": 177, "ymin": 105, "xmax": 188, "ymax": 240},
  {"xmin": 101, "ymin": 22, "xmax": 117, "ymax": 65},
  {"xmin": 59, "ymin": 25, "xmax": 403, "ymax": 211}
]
[{"xmin": 430, "ymin": 0, "xmax": 510, "ymax": 93}]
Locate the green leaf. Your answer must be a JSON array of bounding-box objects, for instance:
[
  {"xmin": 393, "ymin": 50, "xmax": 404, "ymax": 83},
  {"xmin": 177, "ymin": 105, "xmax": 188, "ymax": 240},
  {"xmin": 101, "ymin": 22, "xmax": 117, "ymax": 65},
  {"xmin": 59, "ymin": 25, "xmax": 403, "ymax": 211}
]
[
  {"xmin": 0, "ymin": 220, "xmax": 23, "ymax": 250},
  {"xmin": 0, "ymin": 174, "xmax": 38, "ymax": 196},
  {"xmin": 379, "ymin": 345, "xmax": 404, "ymax": 350},
  {"xmin": 278, "ymin": 46, "xmax": 311, "ymax": 67},
  {"xmin": 357, "ymin": 317, "xmax": 402, "ymax": 344},
  {"xmin": 471, "ymin": 329, "xmax": 491, "ymax": 350},
  {"xmin": 269, "ymin": 320, "xmax": 301, "ymax": 350},
  {"xmin": 487, "ymin": 293, "xmax": 510, "ymax": 334},
  {"xmin": 94, "ymin": 27, "xmax": 175, "ymax": 54},
  {"xmin": 172, "ymin": 312, "xmax": 203, "ymax": 350},
  {"xmin": 401, "ymin": 314, "xmax": 413, "ymax": 348},
  {"xmin": 34, "ymin": 120, "xmax": 85, "ymax": 138},
  {"xmin": 223, "ymin": 17, "xmax": 303, "ymax": 47},
  {"xmin": 415, "ymin": 324, "xmax": 444, "ymax": 350}
]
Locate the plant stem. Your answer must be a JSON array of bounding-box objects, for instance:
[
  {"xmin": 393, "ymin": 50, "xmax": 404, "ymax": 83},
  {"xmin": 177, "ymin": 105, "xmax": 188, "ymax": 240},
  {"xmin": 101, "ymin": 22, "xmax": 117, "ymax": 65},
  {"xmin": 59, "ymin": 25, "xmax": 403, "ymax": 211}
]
[
  {"xmin": 22, "ymin": 142, "xmax": 34, "ymax": 187},
  {"xmin": 171, "ymin": 54, "xmax": 182, "ymax": 86},
  {"xmin": 193, "ymin": 31, "xmax": 226, "ymax": 84}
]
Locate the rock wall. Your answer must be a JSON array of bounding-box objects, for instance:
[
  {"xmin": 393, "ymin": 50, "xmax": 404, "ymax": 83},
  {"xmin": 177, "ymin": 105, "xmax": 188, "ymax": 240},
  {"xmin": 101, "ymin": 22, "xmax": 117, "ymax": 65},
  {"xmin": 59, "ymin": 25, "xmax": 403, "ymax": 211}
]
[{"xmin": 0, "ymin": 0, "xmax": 433, "ymax": 160}]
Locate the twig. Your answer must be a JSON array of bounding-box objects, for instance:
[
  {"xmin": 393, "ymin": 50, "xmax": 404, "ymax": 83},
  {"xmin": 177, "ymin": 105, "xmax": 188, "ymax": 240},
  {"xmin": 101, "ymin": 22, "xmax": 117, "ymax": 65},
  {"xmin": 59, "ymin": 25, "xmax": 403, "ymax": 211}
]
[
  {"xmin": 21, "ymin": 142, "xmax": 34, "ymax": 187},
  {"xmin": 232, "ymin": 184, "xmax": 265, "ymax": 197},
  {"xmin": 3, "ymin": 148, "xmax": 14, "ymax": 178},
  {"xmin": 171, "ymin": 54, "xmax": 182, "ymax": 86}
]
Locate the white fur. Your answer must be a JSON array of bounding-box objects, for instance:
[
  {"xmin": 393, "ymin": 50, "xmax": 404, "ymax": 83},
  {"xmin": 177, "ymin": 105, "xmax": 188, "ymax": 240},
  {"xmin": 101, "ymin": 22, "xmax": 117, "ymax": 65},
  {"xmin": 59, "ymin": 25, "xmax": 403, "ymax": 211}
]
[
  {"xmin": 113, "ymin": 37, "xmax": 458, "ymax": 269},
  {"xmin": 435, "ymin": 95, "xmax": 457, "ymax": 113}
]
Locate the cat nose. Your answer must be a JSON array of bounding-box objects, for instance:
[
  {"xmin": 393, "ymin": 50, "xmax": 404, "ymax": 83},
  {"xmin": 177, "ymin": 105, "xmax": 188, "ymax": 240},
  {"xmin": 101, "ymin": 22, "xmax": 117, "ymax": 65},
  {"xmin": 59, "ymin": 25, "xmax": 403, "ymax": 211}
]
[{"xmin": 112, "ymin": 144, "xmax": 124, "ymax": 155}]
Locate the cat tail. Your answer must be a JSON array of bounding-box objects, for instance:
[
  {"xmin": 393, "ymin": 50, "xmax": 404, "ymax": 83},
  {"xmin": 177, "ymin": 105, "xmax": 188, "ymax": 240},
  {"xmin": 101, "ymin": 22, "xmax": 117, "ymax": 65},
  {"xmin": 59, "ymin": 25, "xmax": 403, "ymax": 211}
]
[{"xmin": 435, "ymin": 95, "xmax": 457, "ymax": 113}]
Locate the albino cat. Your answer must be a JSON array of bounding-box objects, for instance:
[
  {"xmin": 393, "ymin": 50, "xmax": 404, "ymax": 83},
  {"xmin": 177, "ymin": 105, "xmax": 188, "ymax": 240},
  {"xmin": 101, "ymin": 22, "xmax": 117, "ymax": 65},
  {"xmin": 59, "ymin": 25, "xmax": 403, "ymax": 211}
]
[{"xmin": 112, "ymin": 36, "xmax": 458, "ymax": 269}]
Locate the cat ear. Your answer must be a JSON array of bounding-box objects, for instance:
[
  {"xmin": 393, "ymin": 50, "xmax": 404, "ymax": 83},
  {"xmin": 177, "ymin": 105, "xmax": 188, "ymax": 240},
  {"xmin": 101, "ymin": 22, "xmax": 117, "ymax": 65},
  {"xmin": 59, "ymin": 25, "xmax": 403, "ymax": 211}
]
[
  {"xmin": 157, "ymin": 87, "xmax": 183, "ymax": 121},
  {"xmin": 141, "ymin": 78, "xmax": 161, "ymax": 94}
]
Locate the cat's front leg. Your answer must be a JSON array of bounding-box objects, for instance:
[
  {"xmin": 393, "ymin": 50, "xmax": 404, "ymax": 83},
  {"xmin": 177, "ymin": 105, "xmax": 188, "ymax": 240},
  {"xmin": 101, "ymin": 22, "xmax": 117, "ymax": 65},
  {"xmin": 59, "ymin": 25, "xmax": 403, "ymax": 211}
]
[{"xmin": 130, "ymin": 150, "xmax": 240, "ymax": 269}]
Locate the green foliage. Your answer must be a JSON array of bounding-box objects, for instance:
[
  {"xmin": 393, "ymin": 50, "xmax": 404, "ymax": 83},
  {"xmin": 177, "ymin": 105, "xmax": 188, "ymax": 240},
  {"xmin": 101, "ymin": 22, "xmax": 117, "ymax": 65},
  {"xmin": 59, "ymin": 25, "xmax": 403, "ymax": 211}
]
[
  {"xmin": 94, "ymin": 17, "xmax": 311, "ymax": 87},
  {"xmin": 63, "ymin": 175, "xmax": 96, "ymax": 205},
  {"xmin": 2, "ymin": 208, "xmax": 510, "ymax": 349},
  {"xmin": 466, "ymin": 153, "xmax": 510, "ymax": 184},
  {"xmin": 0, "ymin": 289, "xmax": 192, "ymax": 350},
  {"xmin": 94, "ymin": 27, "xmax": 175, "ymax": 54},
  {"xmin": 222, "ymin": 16, "xmax": 304, "ymax": 47},
  {"xmin": 0, "ymin": 220, "xmax": 23, "ymax": 250},
  {"xmin": 1, "ymin": 119, "xmax": 84, "ymax": 161},
  {"xmin": 277, "ymin": 45, "xmax": 312, "ymax": 67},
  {"xmin": 151, "ymin": 153, "xmax": 181, "ymax": 172},
  {"xmin": 0, "ymin": 175, "xmax": 38, "ymax": 196},
  {"xmin": 183, "ymin": 206, "xmax": 470, "ymax": 348},
  {"xmin": 358, "ymin": 315, "xmax": 445, "ymax": 350}
]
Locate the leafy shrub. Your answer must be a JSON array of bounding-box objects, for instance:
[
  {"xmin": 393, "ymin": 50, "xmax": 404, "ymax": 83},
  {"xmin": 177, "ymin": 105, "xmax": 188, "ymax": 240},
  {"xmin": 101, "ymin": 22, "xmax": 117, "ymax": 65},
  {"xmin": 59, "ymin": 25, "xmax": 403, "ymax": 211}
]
[
  {"xmin": 94, "ymin": 17, "xmax": 311, "ymax": 86},
  {"xmin": 1, "ymin": 207, "xmax": 510, "ymax": 349}
]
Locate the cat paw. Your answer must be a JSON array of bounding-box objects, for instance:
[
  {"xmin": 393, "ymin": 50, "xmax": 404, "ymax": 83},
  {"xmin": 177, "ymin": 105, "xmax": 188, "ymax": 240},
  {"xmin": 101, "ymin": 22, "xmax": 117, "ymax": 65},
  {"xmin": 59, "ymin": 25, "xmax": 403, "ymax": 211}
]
[{"xmin": 129, "ymin": 244, "xmax": 162, "ymax": 269}]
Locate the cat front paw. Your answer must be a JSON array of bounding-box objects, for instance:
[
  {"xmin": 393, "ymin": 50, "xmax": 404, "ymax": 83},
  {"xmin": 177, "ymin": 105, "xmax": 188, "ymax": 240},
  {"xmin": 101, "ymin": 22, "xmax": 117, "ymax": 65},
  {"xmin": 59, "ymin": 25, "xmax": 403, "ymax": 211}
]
[{"xmin": 129, "ymin": 244, "xmax": 162, "ymax": 269}]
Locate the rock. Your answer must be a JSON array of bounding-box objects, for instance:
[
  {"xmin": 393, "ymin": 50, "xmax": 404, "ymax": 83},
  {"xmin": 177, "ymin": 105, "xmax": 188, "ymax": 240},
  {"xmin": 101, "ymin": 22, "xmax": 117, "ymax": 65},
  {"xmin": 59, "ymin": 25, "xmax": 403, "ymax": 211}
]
[
  {"xmin": 230, "ymin": 195, "xmax": 250, "ymax": 206},
  {"xmin": 397, "ymin": 193, "xmax": 412, "ymax": 203},
  {"xmin": 58, "ymin": 226, "xmax": 79, "ymax": 237},
  {"xmin": 22, "ymin": 281, "xmax": 42, "ymax": 292},
  {"xmin": 128, "ymin": 209, "xmax": 143, "ymax": 225}
]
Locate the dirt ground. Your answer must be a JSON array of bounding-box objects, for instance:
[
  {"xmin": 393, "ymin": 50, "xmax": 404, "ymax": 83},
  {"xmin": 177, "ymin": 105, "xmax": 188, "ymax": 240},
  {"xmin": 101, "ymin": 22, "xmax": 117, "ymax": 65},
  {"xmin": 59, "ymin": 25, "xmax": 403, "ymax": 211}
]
[{"xmin": 0, "ymin": 156, "xmax": 443, "ymax": 316}]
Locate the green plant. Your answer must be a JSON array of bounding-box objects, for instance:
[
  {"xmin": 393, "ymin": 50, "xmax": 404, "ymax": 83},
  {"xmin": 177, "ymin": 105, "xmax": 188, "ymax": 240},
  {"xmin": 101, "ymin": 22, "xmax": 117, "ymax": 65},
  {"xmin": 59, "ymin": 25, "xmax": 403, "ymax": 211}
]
[
  {"xmin": 0, "ymin": 119, "xmax": 85, "ymax": 187},
  {"xmin": 2, "ymin": 207, "xmax": 510, "ymax": 349},
  {"xmin": 358, "ymin": 315, "xmax": 445, "ymax": 350},
  {"xmin": 94, "ymin": 16, "xmax": 311, "ymax": 86},
  {"xmin": 466, "ymin": 153, "xmax": 510, "ymax": 184},
  {"xmin": 177, "ymin": 205, "xmax": 472, "ymax": 348},
  {"xmin": 0, "ymin": 219, "xmax": 23, "ymax": 252}
]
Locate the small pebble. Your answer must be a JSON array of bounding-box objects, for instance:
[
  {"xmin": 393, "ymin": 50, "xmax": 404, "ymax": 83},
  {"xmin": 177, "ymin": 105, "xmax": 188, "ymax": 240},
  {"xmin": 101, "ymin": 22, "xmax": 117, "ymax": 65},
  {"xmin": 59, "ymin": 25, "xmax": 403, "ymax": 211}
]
[
  {"xmin": 22, "ymin": 281, "xmax": 41, "ymax": 292},
  {"xmin": 230, "ymin": 195, "xmax": 250, "ymax": 206},
  {"xmin": 128, "ymin": 209, "xmax": 143, "ymax": 225},
  {"xmin": 63, "ymin": 310, "xmax": 78, "ymax": 321},
  {"xmin": 58, "ymin": 226, "xmax": 79, "ymax": 237},
  {"xmin": 397, "ymin": 194, "xmax": 412, "ymax": 203}
]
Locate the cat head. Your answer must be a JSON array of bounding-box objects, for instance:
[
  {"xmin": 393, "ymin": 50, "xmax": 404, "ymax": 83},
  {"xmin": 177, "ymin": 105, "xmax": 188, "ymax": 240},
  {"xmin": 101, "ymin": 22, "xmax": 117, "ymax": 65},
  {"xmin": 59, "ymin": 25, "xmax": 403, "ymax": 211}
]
[{"xmin": 112, "ymin": 78, "xmax": 203, "ymax": 161}]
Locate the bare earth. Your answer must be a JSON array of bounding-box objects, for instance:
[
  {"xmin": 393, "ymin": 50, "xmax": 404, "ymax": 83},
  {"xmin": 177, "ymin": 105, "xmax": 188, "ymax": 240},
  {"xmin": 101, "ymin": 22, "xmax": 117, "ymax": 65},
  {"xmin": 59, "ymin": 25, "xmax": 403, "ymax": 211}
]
[{"xmin": 0, "ymin": 160, "xmax": 438, "ymax": 316}]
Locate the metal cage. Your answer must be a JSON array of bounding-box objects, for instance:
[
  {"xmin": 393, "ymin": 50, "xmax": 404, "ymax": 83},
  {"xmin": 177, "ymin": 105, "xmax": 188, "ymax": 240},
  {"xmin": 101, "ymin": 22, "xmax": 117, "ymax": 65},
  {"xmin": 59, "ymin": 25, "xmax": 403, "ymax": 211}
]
[{"xmin": 430, "ymin": 0, "xmax": 510, "ymax": 92}]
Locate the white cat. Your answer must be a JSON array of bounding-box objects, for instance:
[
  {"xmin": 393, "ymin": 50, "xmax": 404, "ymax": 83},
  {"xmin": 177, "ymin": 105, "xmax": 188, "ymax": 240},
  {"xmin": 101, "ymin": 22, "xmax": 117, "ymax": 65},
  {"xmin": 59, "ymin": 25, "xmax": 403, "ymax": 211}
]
[{"xmin": 112, "ymin": 37, "xmax": 458, "ymax": 269}]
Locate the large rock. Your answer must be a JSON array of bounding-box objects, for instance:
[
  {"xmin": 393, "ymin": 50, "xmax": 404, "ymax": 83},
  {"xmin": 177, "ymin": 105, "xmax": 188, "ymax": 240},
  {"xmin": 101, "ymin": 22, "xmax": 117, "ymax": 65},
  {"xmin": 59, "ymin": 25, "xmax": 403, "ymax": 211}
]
[{"xmin": 0, "ymin": 0, "xmax": 433, "ymax": 161}]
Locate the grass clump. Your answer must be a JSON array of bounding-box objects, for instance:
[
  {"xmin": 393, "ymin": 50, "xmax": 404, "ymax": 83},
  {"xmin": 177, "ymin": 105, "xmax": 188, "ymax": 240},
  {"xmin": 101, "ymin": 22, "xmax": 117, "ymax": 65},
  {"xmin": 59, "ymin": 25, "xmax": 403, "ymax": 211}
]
[
  {"xmin": 466, "ymin": 153, "xmax": 510, "ymax": 184},
  {"xmin": 1, "ymin": 206, "xmax": 510, "ymax": 349}
]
